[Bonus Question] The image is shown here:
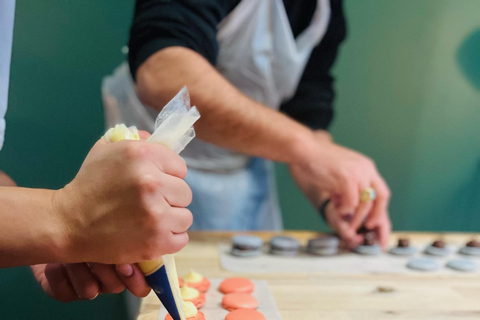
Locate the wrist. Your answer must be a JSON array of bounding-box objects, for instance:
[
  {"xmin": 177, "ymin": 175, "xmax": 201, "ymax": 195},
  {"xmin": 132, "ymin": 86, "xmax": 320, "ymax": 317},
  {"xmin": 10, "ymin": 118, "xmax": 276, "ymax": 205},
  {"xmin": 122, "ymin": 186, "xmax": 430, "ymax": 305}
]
[
  {"xmin": 50, "ymin": 187, "xmax": 80, "ymax": 263},
  {"xmin": 286, "ymin": 128, "xmax": 319, "ymax": 167}
]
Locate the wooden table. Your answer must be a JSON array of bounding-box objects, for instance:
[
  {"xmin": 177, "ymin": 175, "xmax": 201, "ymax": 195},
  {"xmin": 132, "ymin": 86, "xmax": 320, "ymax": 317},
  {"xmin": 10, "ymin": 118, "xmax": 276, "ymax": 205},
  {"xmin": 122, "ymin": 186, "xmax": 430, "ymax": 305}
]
[{"xmin": 137, "ymin": 231, "xmax": 480, "ymax": 320}]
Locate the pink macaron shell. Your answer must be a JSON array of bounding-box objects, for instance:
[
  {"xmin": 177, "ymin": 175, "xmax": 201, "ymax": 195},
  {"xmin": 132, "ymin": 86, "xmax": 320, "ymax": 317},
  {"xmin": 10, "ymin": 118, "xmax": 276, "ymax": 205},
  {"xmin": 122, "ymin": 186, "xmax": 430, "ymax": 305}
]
[
  {"xmin": 219, "ymin": 278, "xmax": 255, "ymax": 294},
  {"xmin": 165, "ymin": 311, "xmax": 205, "ymax": 320},
  {"xmin": 187, "ymin": 277, "xmax": 211, "ymax": 293},
  {"xmin": 186, "ymin": 291, "xmax": 206, "ymax": 310},
  {"xmin": 225, "ymin": 309, "xmax": 265, "ymax": 320},
  {"xmin": 221, "ymin": 293, "xmax": 258, "ymax": 311}
]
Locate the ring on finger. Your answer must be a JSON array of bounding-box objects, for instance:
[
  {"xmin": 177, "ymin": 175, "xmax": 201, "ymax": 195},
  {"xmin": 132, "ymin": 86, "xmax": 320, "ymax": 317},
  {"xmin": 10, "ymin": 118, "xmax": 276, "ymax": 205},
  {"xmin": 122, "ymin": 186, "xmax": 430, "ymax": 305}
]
[{"xmin": 360, "ymin": 187, "xmax": 376, "ymax": 203}]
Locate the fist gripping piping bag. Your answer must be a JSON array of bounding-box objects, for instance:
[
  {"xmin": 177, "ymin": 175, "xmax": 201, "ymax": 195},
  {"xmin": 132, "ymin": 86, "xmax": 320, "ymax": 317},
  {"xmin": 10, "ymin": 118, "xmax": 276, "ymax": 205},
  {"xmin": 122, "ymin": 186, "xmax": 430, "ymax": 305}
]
[{"xmin": 103, "ymin": 87, "xmax": 200, "ymax": 320}]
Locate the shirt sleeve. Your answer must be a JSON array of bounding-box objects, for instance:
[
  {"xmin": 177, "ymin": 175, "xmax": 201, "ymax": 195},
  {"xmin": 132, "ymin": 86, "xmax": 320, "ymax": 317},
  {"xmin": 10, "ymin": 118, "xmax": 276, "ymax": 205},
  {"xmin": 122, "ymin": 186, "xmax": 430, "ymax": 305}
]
[
  {"xmin": 280, "ymin": 0, "xmax": 347, "ymax": 131},
  {"xmin": 128, "ymin": 0, "xmax": 236, "ymax": 80}
]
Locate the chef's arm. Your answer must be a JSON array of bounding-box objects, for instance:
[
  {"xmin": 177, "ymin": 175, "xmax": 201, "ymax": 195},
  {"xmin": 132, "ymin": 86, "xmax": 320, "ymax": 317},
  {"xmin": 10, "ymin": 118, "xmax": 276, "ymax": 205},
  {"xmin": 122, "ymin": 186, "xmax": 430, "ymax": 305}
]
[{"xmin": 136, "ymin": 46, "xmax": 317, "ymax": 165}]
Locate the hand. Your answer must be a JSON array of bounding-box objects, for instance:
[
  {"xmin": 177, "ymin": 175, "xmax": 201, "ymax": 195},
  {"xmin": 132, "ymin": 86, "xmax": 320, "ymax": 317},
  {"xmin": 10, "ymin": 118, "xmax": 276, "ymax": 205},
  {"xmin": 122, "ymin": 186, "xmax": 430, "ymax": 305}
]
[
  {"xmin": 53, "ymin": 137, "xmax": 193, "ymax": 264},
  {"xmin": 31, "ymin": 263, "xmax": 150, "ymax": 301},
  {"xmin": 289, "ymin": 132, "xmax": 391, "ymax": 248},
  {"xmin": 0, "ymin": 171, "xmax": 16, "ymax": 187}
]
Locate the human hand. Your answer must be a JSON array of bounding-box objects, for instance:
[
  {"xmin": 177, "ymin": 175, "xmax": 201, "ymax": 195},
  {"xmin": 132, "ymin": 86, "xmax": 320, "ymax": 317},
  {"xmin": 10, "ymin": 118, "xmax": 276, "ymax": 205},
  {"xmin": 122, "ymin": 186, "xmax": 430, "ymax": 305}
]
[
  {"xmin": 31, "ymin": 263, "xmax": 150, "ymax": 301},
  {"xmin": 0, "ymin": 170, "xmax": 16, "ymax": 187},
  {"xmin": 289, "ymin": 133, "xmax": 391, "ymax": 248},
  {"xmin": 53, "ymin": 137, "xmax": 193, "ymax": 264}
]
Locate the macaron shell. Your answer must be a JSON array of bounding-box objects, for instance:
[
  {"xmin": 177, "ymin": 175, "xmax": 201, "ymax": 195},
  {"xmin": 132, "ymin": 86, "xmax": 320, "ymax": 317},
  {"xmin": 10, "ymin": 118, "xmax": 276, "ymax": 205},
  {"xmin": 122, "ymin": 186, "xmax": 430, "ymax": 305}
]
[
  {"xmin": 165, "ymin": 311, "xmax": 205, "ymax": 320},
  {"xmin": 187, "ymin": 278, "xmax": 211, "ymax": 292},
  {"xmin": 231, "ymin": 248, "xmax": 261, "ymax": 258},
  {"xmin": 219, "ymin": 278, "xmax": 255, "ymax": 294},
  {"xmin": 459, "ymin": 246, "xmax": 480, "ymax": 256},
  {"xmin": 308, "ymin": 246, "xmax": 338, "ymax": 256},
  {"xmin": 185, "ymin": 291, "xmax": 206, "ymax": 309},
  {"xmin": 225, "ymin": 309, "xmax": 266, "ymax": 320},
  {"xmin": 424, "ymin": 246, "xmax": 451, "ymax": 256},
  {"xmin": 388, "ymin": 247, "xmax": 418, "ymax": 256},
  {"xmin": 221, "ymin": 293, "xmax": 258, "ymax": 311},
  {"xmin": 354, "ymin": 244, "xmax": 382, "ymax": 256},
  {"xmin": 446, "ymin": 259, "xmax": 477, "ymax": 272},
  {"xmin": 407, "ymin": 258, "xmax": 440, "ymax": 271}
]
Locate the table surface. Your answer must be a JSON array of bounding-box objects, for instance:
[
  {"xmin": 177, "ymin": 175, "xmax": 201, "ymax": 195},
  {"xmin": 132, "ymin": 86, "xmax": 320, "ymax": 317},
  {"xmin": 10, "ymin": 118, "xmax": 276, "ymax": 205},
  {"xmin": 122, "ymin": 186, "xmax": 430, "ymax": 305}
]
[{"xmin": 137, "ymin": 231, "xmax": 480, "ymax": 320}]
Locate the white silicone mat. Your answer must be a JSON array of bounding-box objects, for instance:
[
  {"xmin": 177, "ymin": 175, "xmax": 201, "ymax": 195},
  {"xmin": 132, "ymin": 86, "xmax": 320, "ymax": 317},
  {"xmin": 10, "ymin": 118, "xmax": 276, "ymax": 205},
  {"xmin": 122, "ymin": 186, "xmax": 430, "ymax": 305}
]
[
  {"xmin": 157, "ymin": 278, "xmax": 282, "ymax": 320},
  {"xmin": 218, "ymin": 242, "xmax": 480, "ymax": 274}
]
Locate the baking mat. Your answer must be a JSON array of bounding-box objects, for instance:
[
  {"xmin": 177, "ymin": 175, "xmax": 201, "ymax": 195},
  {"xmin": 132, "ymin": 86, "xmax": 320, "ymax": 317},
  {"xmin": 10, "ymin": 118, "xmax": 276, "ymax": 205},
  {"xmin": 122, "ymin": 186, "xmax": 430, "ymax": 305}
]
[
  {"xmin": 218, "ymin": 242, "xmax": 480, "ymax": 274},
  {"xmin": 157, "ymin": 279, "xmax": 282, "ymax": 320}
]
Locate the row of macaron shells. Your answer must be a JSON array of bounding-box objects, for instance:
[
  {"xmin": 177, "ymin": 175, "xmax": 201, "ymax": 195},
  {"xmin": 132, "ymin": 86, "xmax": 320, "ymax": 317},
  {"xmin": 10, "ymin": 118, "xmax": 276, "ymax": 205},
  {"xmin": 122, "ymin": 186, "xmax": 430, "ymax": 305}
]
[
  {"xmin": 231, "ymin": 235, "xmax": 480, "ymax": 257},
  {"xmin": 168, "ymin": 271, "xmax": 266, "ymax": 320}
]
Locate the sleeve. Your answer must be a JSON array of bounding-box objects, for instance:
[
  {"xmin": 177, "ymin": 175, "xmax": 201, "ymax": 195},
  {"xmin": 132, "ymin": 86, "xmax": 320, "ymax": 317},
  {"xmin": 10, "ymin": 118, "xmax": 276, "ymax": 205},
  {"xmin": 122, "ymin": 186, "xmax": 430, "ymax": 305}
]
[
  {"xmin": 280, "ymin": 0, "xmax": 347, "ymax": 131},
  {"xmin": 128, "ymin": 0, "xmax": 237, "ymax": 80}
]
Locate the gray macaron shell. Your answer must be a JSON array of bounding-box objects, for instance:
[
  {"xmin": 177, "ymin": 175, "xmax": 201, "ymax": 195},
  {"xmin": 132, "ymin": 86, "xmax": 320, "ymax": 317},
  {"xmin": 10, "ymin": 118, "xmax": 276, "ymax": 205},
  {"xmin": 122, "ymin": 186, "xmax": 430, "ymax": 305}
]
[
  {"xmin": 270, "ymin": 236, "xmax": 300, "ymax": 256},
  {"xmin": 446, "ymin": 259, "xmax": 477, "ymax": 272},
  {"xmin": 308, "ymin": 236, "xmax": 340, "ymax": 248},
  {"xmin": 389, "ymin": 247, "xmax": 418, "ymax": 256},
  {"xmin": 459, "ymin": 246, "xmax": 480, "ymax": 256},
  {"xmin": 232, "ymin": 235, "xmax": 264, "ymax": 247},
  {"xmin": 424, "ymin": 246, "xmax": 451, "ymax": 256},
  {"xmin": 231, "ymin": 235, "xmax": 263, "ymax": 257},
  {"xmin": 307, "ymin": 236, "xmax": 340, "ymax": 256},
  {"xmin": 308, "ymin": 246, "xmax": 338, "ymax": 256},
  {"xmin": 354, "ymin": 244, "xmax": 382, "ymax": 256},
  {"xmin": 407, "ymin": 258, "xmax": 440, "ymax": 271}
]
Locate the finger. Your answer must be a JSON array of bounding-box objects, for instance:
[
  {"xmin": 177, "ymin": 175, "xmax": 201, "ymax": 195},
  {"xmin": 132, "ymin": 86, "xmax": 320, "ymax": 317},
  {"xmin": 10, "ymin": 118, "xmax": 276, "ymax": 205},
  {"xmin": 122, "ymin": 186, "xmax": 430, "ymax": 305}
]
[
  {"xmin": 163, "ymin": 232, "xmax": 190, "ymax": 255},
  {"xmin": 159, "ymin": 174, "xmax": 192, "ymax": 208},
  {"xmin": 41, "ymin": 263, "xmax": 80, "ymax": 302},
  {"xmin": 365, "ymin": 177, "xmax": 391, "ymax": 230},
  {"xmin": 165, "ymin": 207, "xmax": 194, "ymax": 234},
  {"xmin": 334, "ymin": 180, "xmax": 360, "ymax": 215},
  {"xmin": 116, "ymin": 264, "xmax": 151, "ymax": 297},
  {"xmin": 336, "ymin": 220, "xmax": 363, "ymax": 249},
  {"xmin": 324, "ymin": 202, "xmax": 362, "ymax": 248},
  {"xmin": 88, "ymin": 263, "xmax": 125, "ymax": 294},
  {"xmin": 64, "ymin": 263, "xmax": 100, "ymax": 300},
  {"xmin": 138, "ymin": 130, "xmax": 151, "ymax": 140},
  {"xmin": 376, "ymin": 215, "xmax": 392, "ymax": 250},
  {"xmin": 350, "ymin": 198, "xmax": 373, "ymax": 232},
  {"xmin": 147, "ymin": 143, "xmax": 188, "ymax": 179}
]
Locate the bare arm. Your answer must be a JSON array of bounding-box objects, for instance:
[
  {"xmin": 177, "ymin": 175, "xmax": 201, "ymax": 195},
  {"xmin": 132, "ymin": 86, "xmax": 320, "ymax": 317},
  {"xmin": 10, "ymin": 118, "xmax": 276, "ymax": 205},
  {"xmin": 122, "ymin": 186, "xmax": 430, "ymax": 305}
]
[
  {"xmin": 136, "ymin": 47, "xmax": 317, "ymax": 165},
  {"xmin": 0, "ymin": 187, "xmax": 67, "ymax": 267},
  {"xmin": 136, "ymin": 47, "xmax": 391, "ymax": 248}
]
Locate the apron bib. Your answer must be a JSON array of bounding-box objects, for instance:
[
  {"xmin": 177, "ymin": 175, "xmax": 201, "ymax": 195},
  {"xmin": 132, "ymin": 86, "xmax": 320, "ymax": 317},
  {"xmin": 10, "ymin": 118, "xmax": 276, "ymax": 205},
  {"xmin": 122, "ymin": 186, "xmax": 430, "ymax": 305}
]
[{"xmin": 102, "ymin": 0, "xmax": 331, "ymax": 230}]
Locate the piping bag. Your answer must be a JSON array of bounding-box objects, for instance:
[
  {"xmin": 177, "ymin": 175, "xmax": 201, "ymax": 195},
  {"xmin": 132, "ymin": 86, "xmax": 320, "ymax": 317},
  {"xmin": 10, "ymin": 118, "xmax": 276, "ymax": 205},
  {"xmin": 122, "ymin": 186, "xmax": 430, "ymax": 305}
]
[{"xmin": 103, "ymin": 87, "xmax": 200, "ymax": 320}]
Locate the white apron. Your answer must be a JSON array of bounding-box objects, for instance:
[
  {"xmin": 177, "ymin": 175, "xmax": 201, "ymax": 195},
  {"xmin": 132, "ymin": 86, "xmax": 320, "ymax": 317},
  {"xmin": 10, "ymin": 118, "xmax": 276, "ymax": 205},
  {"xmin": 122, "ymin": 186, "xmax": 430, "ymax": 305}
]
[
  {"xmin": 102, "ymin": 0, "xmax": 331, "ymax": 230},
  {"xmin": 0, "ymin": 0, "xmax": 16, "ymax": 151}
]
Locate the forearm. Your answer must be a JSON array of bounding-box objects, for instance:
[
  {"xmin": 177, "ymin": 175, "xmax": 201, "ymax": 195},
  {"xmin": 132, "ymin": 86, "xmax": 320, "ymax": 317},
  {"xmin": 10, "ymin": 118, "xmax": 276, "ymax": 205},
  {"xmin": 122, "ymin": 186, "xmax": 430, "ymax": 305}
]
[
  {"xmin": 136, "ymin": 47, "xmax": 316, "ymax": 165},
  {"xmin": 0, "ymin": 187, "xmax": 68, "ymax": 267}
]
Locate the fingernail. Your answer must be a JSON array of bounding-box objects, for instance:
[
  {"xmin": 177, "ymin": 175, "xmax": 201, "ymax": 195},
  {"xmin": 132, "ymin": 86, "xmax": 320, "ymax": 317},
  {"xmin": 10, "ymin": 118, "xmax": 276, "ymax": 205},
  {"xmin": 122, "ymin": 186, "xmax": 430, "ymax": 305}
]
[
  {"xmin": 117, "ymin": 264, "xmax": 134, "ymax": 277},
  {"xmin": 89, "ymin": 292, "xmax": 99, "ymax": 300}
]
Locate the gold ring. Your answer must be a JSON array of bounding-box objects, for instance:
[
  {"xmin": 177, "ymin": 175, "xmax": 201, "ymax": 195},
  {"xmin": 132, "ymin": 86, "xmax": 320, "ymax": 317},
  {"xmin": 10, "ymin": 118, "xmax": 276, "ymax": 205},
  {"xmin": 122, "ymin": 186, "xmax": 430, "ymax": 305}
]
[{"xmin": 360, "ymin": 187, "xmax": 376, "ymax": 203}]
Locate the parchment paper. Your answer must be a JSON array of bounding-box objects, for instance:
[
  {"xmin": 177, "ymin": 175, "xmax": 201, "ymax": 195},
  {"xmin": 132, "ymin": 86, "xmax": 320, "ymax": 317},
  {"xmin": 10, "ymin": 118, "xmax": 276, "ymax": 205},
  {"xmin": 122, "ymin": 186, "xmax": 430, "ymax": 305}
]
[
  {"xmin": 157, "ymin": 278, "xmax": 282, "ymax": 320},
  {"xmin": 218, "ymin": 242, "xmax": 480, "ymax": 275}
]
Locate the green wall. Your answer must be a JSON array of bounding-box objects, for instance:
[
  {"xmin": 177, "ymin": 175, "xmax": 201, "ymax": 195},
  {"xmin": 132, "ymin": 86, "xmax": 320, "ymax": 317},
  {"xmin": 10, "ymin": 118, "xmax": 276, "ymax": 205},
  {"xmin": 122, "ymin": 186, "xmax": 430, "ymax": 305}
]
[
  {"xmin": 0, "ymin": 0, "xmax": 479, "ymax": 319},
  {"xmin": 280, "ymin": 0, "xmax": 480, "ymax": 232}
]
